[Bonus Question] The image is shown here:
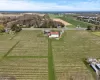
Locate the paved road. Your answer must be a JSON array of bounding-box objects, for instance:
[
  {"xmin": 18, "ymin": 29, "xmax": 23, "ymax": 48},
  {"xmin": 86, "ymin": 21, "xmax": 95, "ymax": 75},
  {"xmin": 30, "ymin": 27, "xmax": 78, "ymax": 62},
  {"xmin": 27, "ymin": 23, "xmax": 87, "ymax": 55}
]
[{"xmin": 22, "ymin": 27, "xmax": 87, "ymax": 31}]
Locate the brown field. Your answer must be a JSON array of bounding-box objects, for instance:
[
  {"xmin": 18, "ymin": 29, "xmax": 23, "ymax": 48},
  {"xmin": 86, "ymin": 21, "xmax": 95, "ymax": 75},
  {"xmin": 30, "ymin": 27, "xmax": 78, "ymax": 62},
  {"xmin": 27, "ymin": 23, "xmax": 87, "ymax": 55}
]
[{"xmin": 53, "ymin": 18, "xmax": 72, "ymax": 26}]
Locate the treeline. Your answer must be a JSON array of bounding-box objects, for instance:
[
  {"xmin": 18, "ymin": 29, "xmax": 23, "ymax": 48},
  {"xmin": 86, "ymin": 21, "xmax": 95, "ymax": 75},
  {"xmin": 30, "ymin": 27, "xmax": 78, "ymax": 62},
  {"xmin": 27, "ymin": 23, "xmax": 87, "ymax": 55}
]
[
  {"xmin": 0, "ymin": 14, "xmax": 64, "ymax": 33},
  {"xmin": 0, "ymin": 25, "xmax": 5, "ymax": 33},
  {"xmin": 87, "ymin": 25, "xmax": 100, "ymax": 31}
]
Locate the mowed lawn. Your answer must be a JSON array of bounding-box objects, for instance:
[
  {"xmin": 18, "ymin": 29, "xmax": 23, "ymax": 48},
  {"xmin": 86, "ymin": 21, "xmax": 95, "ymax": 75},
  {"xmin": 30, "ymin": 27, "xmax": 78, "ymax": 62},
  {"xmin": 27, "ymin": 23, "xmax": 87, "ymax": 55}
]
[
  {"xmin": 52, "ymin": 30, "xmax": 100, "ymax": 80},
  {"xmin": 0, "ymin": 30, "xmax": 48, "ymax": 80}
]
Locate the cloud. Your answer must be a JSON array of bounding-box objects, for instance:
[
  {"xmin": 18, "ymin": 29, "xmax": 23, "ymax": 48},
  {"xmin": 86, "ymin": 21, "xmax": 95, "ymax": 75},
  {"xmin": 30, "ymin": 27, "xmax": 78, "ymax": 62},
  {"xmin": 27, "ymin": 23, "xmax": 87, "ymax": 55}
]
[{"xmin": 0, "ymin": 0, "xmax": 100, "ymax": 11}]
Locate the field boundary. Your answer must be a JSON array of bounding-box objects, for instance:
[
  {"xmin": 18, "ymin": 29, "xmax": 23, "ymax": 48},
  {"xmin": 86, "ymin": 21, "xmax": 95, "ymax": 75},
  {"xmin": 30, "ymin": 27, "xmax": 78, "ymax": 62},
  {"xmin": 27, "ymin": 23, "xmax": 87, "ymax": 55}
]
[
  {"xmin": 48, "ymin": 38, "xmax": 56, "ymax": 80},
  {"xmin": 6, "ymin": 56, "xmax": 48, "ymax": 58}
]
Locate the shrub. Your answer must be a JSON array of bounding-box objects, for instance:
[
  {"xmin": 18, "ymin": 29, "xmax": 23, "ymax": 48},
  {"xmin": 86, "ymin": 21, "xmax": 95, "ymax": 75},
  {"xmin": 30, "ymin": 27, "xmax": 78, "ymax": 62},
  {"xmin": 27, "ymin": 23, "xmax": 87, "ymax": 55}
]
[
  {"xmin": 0, "ymin": 24, "xmax": 5, "ymax": 33},
  {"xmin": 87, "ymin": 25, "xmax": 92, "ymax": 30}
]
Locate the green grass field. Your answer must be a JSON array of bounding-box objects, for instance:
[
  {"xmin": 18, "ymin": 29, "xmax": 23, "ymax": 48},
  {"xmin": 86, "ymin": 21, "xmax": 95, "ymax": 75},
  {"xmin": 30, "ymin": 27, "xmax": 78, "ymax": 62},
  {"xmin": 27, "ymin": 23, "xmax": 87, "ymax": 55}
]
[
  {"xmin": 49, "ymin": 14, "xmax": 92, "ymax": 28},
  {"xmin": 0, "ymin": 30, "xmax": 100, "ymax": 80},
  {"xmin": 60, "ymin": 15, "xmax": 92, "ymax": 28},
  {"xmin": 52, "ymin": 30, "xmax": 100, "ymax": 80},
  {"xmin": 92, "ymin": 32, "xmax": 100, "ymax": 36},
  {"xmin": 49, "ymin": 14, "xmax": 63, "ymax": 19},
  {"xmin": 0, "ymin": 30, "xmax": 49, "ymax": 80},
  {"xmin": 0, "ymin": 58, "xmax": 48, "ymax": 80},
  {"xmin": 8, "ymin": 31, "xmax": 48, "ymax": 57}
]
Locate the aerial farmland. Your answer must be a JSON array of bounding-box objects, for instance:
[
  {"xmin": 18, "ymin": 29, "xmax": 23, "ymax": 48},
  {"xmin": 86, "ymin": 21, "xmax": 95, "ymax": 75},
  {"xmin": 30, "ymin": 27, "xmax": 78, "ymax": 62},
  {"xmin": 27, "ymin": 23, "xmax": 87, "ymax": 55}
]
[{"xmin": 0, "ymin": 13, "xmax": 100, "ymax": 80}]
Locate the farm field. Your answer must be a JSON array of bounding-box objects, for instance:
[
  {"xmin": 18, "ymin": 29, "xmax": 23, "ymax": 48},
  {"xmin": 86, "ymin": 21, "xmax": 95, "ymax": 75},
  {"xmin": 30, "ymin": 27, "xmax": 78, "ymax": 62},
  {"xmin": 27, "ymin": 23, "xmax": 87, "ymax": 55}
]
[
  {"xmin": 49, "ymin": 14, "xmax": 63, "ymax": 19},
  {"xmin": 0, "ymin": 33, "xmax": 18, "ymax": 59},
  {"xmin": 8, "ymin": 31, "xmax": 48, "ymax": 57},
  {"xmin": 0, "ymin": 58, "xmax": 48, "ymax": 80},
  {"xmin": 0, "ymin": 30, "xmax": 100, "ymax": 80},
  {"xmin": 52, "ymin": 30, "xmax": 100, "ymax": 80},
  {"xmin": 0, "ymin": 30, "xmax": 49, "ymax": 80},
  {"xmin": 49, "ymin": 14, "xmax": 92, "ymax": 28},
  {"xmin": 59, "ymin": 15, "xmax": 91, "ymax": 28},
  {"xmin": 92, "ymin": 32, "xmax": 100, "ymax": 36},
  {"xmin": 0, "ymin": 41, "xmax": 17, "ymax": 59},
  {"xmin": 53, "ymin": 18, "xmax": 72, "ymax": 26},
  {"xmin": 0, "ymin": 33, "xmax": 16, "ymax": 41}
]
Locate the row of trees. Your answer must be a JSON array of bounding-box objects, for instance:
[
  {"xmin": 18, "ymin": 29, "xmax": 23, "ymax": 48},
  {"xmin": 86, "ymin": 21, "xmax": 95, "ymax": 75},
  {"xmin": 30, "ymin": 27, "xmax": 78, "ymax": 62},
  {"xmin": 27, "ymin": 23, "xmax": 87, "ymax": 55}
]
[
  {"xmin": 11, "ymin": 24, "xmax": 22, "ymax": 32},
  {"xmin": 0, "ymin": 14, "xmax": 65, "ymax": 33},
  {"xmin": 0, "ymin": 24, "xmax": 22, "ymax": 33},
  {"xmin": 87, "ymin": 25, "xmax": 100, "ymax": 31},
  {"xmin": 0, "ymin": 14, "xmax": 64, "ymax": 29}
]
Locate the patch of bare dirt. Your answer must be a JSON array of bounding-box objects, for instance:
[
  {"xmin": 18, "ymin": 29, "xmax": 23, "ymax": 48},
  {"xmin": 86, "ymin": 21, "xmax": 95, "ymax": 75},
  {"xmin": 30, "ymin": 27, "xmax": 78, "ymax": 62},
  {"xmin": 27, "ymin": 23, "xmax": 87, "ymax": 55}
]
[{"xmin": 53, "ymin": 18, "xmax": 72, "ymax": 26}]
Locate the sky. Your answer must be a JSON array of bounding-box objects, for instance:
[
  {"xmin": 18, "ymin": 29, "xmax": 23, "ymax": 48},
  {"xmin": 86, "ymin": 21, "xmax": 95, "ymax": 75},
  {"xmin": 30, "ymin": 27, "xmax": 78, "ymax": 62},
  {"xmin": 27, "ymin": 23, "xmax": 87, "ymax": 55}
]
[{"xmin": 0, "ymin": 0, "xmax": 100, "ymax": 11}]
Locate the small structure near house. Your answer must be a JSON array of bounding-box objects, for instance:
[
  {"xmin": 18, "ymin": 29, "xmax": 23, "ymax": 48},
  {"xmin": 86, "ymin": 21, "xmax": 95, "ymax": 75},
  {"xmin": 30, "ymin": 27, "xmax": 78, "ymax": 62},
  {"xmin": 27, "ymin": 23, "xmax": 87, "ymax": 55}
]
[{"xmin": 44, "ymin": 30, "xmax": 50, "ymax": 34}]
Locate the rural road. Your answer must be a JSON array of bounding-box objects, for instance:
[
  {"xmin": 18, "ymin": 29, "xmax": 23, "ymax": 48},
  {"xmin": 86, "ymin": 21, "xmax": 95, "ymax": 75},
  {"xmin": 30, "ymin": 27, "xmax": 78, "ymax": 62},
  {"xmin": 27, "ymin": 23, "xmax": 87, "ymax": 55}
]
[{"xmin": 22, "ymin": 27, "xmax": 87, "ymax": 31}]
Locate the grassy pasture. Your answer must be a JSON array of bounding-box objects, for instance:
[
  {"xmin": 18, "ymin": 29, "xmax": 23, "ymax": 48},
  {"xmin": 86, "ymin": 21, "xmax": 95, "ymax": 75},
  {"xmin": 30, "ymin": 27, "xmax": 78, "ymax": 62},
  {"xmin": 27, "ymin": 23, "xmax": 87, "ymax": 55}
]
[
  {"xmin": 0, "ymin": 33, "xmax": 17, "ymax": 59},
  {"xmin": 8, "ymin": 30, "xmax": 48, "ymax": 57},
  {"xmin": 49, "ymin": 14, "xmax": 63, "ymax": 19},
  {"xmin": 92, "ymin": 32, "xmax": 100, "ymax": 36},
  {"xmin": 0, "ymin": 29, "xmax": 100, "ymax": 80},
  {"xmin": 0, "ymin": 30, "xmax": 49, "ymax": 80},
  {"xmin": 0, "ymin": 33, "xmax": 14, "ymax": 41},
  {"xmin": 52, "ymin": 30, "xmax": 100, "ymax": 80},
  {"xmin": 49, "ymin": 14, "xmax": 91, "ymax": 28},
  {"xmin": 0, "ymin": 58, "xmax": 48, "ymax": 80},
  {"xmin": 59, "ymin": 16, "xmax": 91, "ymax": 28},
  {"xmin": 8, "ymin": 41, "xmax": 48, "ymax": 56},
  {"xmin": 0, "ymin": 41, "xmax": 17, "ymax": 59}
]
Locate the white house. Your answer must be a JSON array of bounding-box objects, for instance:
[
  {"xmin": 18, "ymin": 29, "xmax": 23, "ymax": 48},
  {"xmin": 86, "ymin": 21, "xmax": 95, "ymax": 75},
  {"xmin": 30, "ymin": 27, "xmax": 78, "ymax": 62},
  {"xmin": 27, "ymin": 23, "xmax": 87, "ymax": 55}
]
[{"xmin": 48, "ymin": 32, "xmax": 60, "ymax": 38}]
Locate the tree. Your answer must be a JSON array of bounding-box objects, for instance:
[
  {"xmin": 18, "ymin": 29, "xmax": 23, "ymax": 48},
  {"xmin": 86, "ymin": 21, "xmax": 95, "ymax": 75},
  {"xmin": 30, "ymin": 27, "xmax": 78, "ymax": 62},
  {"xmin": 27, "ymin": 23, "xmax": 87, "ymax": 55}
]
[
  {"xmin": 43, "ymin": 14, "xmax": 50, "ymax": 20},
  {"xmin": 95, "ymin": 26, "xmax": 98, "ymax": 30},
  {"xmin": 91, "ymin": 26, "xmax": 96, "ymax": 31},
  {"xmin": 87, "ymin": 25, "xmax": 92, "ymax": 30},
  {"xmin": 11, "ymin": 24, "xmax": 22, "ymax": 32},
  {"xmin": 0, "ymin": 24, "xmax": 5, "ymax": 33},
  {"xmin": 1, "ymin": 14, "xmax": 65, "ymax": 29}
]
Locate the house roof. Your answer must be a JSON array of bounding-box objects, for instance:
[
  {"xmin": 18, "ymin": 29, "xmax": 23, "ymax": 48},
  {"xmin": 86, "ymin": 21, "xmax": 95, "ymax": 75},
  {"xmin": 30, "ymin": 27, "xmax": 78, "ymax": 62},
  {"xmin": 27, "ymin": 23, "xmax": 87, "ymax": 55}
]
[{"xmin": 50, "ymin": 32, "xmax": 59, "ymax": 35}]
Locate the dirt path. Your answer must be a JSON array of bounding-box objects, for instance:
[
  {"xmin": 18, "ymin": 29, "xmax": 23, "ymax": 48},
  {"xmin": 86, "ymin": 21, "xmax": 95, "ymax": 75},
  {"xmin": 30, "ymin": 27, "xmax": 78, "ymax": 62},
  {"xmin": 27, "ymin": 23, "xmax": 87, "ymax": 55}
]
[{"xmin": 53, "ymin": 18, "xmax": 72, "ymax": 26}]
